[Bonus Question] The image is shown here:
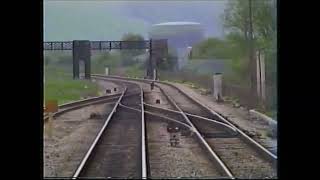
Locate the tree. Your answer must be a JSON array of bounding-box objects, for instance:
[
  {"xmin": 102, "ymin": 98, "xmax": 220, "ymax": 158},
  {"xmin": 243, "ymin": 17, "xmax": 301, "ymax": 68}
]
[
  {"xmin": 223, "ymin": 0, "xmax": 276, "ymax": 92},
  {"xmin": 120, "ymin": 33, "xmax": 145, "ymax": 66},
  {"xmin": 248, "ymin": 0, "xmax": 256, "ymax": 95},
  {"xmin": 192, "ymin": 37, "xmax": 230, "ymax": 59},
  {"xmin": 223, "ymin": 0, "xmax": 275, "ymax": 46},
  {"xmin": 223, "ymin": 0, "xmax": 251, "ymax": 40},
  {"xmin": 91, "ymin": 52, "xmax": 122, "ymax": 73}
]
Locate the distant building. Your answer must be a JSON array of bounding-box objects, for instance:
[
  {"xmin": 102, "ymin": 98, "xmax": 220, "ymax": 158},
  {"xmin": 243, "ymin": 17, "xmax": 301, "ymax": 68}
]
[{"xmin": 149, "ymin": 22, "xmax": 204, "ymax": 70}]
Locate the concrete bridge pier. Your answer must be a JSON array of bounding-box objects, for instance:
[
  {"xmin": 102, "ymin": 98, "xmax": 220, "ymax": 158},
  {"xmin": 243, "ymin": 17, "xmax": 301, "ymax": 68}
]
[{"xmin": 72, "ymin": 40, "xmax": 91, "ymax": 79}]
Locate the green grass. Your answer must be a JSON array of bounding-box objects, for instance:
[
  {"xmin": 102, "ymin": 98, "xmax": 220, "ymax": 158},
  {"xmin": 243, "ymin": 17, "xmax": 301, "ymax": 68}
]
[
  {"xmin": 265, "ymin": 110, "xmax": 277, "ymax": 121},
  {"xmin": 124, "ymin": 64, "xmax": 144, "ymax": 78},
  {"xmin": 44, "ymin": 66, "xmax": 99, "ymax": 105}
]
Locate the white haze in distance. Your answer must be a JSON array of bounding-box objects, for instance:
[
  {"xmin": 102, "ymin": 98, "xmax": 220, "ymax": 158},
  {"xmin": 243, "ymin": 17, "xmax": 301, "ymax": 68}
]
[{"xmin": 44, "ymin": 0, "xmax": 227, "ymax": 41}]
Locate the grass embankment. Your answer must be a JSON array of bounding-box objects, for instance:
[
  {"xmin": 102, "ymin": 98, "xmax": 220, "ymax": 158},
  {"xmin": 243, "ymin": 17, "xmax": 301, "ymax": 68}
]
[
  {"xmin": 124, "ymin": 64, "xmax": 144, "ymax": 78},
  {"xmin": 44, "ymin": 66, "xmax": 99, "ymax": 105}
]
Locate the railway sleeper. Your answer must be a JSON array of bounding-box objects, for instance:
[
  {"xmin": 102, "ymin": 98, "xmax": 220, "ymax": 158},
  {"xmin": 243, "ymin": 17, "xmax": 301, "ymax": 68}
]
[{"xmin": 200, "ymin": 132, "xmax": 239, "ymax": 138}]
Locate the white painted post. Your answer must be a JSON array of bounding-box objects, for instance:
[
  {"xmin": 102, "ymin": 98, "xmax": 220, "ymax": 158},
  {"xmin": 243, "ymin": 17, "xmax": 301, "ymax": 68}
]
[
  {"xmin": 187, "ymin": 46, "xmax": 192, "ymax": 59},
  {"xmin": 213, "ymin": 73, "xmax": 223, "ymax": 102},
  {"xmin": 256, "ymin": 51, "xmax": 261, "ymax": 98},
  {"xmin": 260, "ymin": 52, "xmax": 266, "ymax": 101},
  {"xmin": 105, "ymin": 67, "xmax": 109, "ymax": 75},
  {"xmin": 153, "ymin": 69, "xmax": 156, "ymax": 81}
]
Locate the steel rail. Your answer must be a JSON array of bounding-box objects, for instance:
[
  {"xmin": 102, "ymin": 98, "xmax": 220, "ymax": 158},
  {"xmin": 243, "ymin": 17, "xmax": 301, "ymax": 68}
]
[
  {"xmin": 92, "ymin": 75, "xmax": 234, "ymax": 178},
  {"xmin": 59, "ymin": 93, "xmax": 121, "ymax": 109},
  {"xmin": 91, "ymin": 75, "xmax": 277, "ymax": 161},
  {"xmin": 54, "ymin": 97, "xmax": 119, "ymax": 116},
  {"xmin": 44, "ymin": 90, "xmax": 122, "ymax": 111},
  {"xmin": 91, "ymin": 76, "xmax": 243, "ymax": 178},
  {"xmin": 155, "ymin": 83, "xmax": 235, "ymax": 179},
  {"xmin": 72, "ymin": 87, "xmax": 127, "ymax": 179},
  {"xmin": 43, "ymin": 93, "xmax": 121, "ymax": 111},
  {"xmin": 143, "ymin": 103, "xmax": 238, "ymax": 133},
  {"xmin": 157, "ymin": 81, "xmax": 278, "ymax": 162},
  {"xmin": 44, "ymin": 94, "xmax": 123, "ymax": 122},
  {"xmin": 140, "ymin": 85, "xmax": 147, "ymax": 179},
  {"xmin": 119, "ymin": 103, "xmax": 193, "ymax": 131}
]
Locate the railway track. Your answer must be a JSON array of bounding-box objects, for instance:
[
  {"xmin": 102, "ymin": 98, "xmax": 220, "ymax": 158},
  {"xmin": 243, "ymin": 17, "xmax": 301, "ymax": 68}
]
[
  {"xmin": 155, "ymin": 82, "xmax": 276, "ymax": 179},
  {"xmin": 122, "ymin": 87, "xmax": 231, "ymax": 178},
  {"xmin": 44, "ymin": 76, "xmax": 277, "ymax": 178},
  {"xmin": 43, "ymin": 94, "xmax": 121, "ymax": 120},
  {"xmin": 71, "ymin": 82, "xmax": 147, "ymax": 179},
  {"xmin": 91, "ymin": 76, "xmax": 235, "ymax": 178},
  {"xmin": 94, "ymin": 77, "xmax": 234, "ymax": 178},
  {"xmin": 144, "ymin": 102, "xmax": 276, "ymax": 178},
  {"xmin": 91, "ymin": 75, "xmax": 277, "ymax": 179},
  {"xmin": 42, "ymin": 80, "xmax": 142, "ymax": 122}
]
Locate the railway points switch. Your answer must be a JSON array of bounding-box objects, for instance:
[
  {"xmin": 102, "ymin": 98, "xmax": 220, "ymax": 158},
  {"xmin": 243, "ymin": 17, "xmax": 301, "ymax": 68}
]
[{"xmin": 170, "ymin": 132, "xmax": 180, "ymax": 147}]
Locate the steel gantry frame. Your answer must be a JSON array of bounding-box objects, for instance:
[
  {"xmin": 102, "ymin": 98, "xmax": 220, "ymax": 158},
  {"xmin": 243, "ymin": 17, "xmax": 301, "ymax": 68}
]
[{"xmin": 43, "ymin": 40, "xmax": 168, "ymax": 80}]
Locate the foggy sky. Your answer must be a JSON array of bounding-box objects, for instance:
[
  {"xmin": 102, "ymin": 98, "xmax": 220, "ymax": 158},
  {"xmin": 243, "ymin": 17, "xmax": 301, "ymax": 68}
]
[{"xmin": 44, "ymin": 0, "xmax": 227, "ymax": 41}]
